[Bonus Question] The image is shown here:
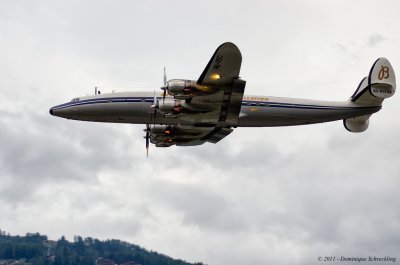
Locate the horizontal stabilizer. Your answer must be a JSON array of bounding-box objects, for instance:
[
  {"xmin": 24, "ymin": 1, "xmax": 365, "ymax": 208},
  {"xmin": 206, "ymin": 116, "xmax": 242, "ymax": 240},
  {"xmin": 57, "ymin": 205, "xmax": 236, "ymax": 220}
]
[{"xmin": 344, "ymin": 115, "xmax": 370, "ymax": 132}]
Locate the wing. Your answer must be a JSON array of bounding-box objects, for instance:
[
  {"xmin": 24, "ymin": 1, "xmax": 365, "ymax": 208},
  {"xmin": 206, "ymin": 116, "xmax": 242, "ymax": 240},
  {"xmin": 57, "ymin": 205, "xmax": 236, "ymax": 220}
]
[
  {"xmin": 152, "ymin": 42, "xmax": 246, "ymax": 148},
  {"xmin": 197, "ymin": 42, "xmax": 242, "ymax": 86},
  {"xmin": 194, "ymin": 42, "xmax": 246, "ymax": 127}
]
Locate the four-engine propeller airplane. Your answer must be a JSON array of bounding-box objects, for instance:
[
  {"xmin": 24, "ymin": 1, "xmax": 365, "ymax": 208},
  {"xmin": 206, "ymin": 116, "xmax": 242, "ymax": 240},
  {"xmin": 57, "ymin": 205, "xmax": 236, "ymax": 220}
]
[{"xmin": 50, "ymin": 42, "xmax": 396, "ymax": 154}]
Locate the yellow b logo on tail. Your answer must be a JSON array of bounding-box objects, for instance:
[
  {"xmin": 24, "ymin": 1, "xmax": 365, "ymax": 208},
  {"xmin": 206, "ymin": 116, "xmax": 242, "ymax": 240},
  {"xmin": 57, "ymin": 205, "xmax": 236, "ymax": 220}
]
[{"xmin": 378, "ymin": 65, "xmax": 390, "ymax": 80}]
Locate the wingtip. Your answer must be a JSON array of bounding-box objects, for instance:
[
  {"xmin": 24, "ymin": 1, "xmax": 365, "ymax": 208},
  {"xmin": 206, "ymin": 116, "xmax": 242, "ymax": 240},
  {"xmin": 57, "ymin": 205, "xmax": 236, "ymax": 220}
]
[{"xmin": 219, "ymin": 42, "xmax": 238, "ymax": 49}]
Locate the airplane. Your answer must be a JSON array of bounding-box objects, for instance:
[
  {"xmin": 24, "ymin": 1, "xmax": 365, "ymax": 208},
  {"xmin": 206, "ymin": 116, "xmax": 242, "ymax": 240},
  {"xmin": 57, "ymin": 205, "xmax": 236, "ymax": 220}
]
[{"xmin": 49, "ymin": 42, "xmax": 396, "ymax": 154}]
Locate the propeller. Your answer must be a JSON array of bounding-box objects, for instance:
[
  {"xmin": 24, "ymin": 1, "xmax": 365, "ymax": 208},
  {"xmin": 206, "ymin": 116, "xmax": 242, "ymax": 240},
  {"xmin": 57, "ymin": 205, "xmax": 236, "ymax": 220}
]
[
  {"xmin": 150, "ymin": 90, "xmax": 158, "ymax": 123},
  {"xmin": 144, "ymin": 124, "xmax": 150, "ymax": 157},
  {"xmin": 161, "ymin": 67, "xmax": 167, "ymax": 103},
  {"xmin": 163, "ymin": 66, "xmax": 167, "ymax": 86},
  {"xmin": 145, "ymin": 91, "xmax": 160, "ymax": 157},
  {"xmin": 145, "ymin": 68, "xmax": 169, "ymax": 156}
]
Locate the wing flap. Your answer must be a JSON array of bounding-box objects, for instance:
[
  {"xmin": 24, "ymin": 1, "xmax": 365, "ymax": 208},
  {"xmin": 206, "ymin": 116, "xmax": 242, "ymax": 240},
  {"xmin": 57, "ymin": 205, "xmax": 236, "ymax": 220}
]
[
  {"xmin": 203, "ymin": 127, "xmax": 234, "ymax": 144},
  {"xmin": 217, "ymin": 78, "xmax": 246, "ymax": 126}
]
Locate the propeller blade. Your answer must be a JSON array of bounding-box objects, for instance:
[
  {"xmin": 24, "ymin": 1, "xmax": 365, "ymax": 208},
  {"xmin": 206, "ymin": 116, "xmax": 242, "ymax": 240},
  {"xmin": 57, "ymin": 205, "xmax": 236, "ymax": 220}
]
[
  {"xmin": 162, "ymin": 67, "xmax": 168, "ymax": 103},
  {"xmin": 152, "ymin": 107, "xmax": 157, "ymax": 122},
  {"xmin": 162, "ymin": 89, "xmax": 166, "ymax": 103},
  {"xmin": 150, "ymin": 90, "xmax": 157, "ymax": 123},
  {"xmin": 145, "ymin": 124, "xmax": 150, "ymax": 157},
  {"xmin": 163, "ymin": 67, "xmax": 167, "ymax": 86}
]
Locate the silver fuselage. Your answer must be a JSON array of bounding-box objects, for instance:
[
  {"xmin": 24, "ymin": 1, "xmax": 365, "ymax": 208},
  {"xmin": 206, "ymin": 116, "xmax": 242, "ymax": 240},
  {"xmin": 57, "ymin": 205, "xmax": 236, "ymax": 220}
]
[{"xmin": 50, "ymin": 91, "xmax": 380, "ymax": 127}]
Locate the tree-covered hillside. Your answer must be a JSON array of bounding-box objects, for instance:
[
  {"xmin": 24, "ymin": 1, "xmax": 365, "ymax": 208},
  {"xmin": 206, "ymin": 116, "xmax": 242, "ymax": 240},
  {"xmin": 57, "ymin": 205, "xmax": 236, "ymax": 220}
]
[{"xmin": 0, "ymin": 230, "xmax": 204, "ymax": 265}]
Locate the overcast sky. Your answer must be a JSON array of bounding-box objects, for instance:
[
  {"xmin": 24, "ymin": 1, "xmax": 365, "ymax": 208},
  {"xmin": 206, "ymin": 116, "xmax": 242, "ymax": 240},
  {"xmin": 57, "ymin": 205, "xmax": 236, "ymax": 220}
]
[{"xmin": 1, "ymin": 1, "xmax": 400, "ymax": 265}]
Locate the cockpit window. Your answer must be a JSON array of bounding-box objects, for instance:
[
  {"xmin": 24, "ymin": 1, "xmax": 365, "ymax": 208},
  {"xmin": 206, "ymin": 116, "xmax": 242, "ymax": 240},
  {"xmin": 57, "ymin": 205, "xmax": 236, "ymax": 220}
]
[{"xmin": 71, "ymin": 98, "xmax": 80, "ymax": 102}]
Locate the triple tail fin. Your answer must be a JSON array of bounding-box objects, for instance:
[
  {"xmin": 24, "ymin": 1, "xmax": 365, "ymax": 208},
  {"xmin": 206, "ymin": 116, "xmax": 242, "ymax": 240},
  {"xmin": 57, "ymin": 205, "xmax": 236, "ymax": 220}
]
[
  {"xmin": 350, "ymin": 58, "xmax": 396, "ymax": 105},
  {"xmin": 344, "ymin": 58, "xmax": 396, "ymax": 132}
]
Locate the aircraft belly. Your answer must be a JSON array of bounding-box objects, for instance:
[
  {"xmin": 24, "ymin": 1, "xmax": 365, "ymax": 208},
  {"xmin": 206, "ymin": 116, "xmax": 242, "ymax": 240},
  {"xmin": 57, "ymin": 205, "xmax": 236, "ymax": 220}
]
[{"xmin": 238, "ymin": 105, "xmax": 380, "ymax": 127}]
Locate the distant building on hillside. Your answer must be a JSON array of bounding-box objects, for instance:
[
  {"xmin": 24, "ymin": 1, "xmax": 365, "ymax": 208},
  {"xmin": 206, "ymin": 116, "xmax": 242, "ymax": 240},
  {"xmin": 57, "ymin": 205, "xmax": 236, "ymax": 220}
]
[
  {"xmin": 95, "ymin": 258, "xmax": 116, "ymax": 265},
  {"xmin": 95, "ymin": 258, "xmax": 141, "ymax": 265},
  {"xmin": 120, "ymin": 262, "xmax": 141, "ymax": 265}
]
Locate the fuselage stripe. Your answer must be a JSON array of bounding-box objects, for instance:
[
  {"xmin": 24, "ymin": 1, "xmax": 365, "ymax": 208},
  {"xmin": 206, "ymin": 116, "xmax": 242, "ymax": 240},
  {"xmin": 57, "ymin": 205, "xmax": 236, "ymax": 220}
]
[{"xmin": 52, "ymin": 97, "xmax": 379, "ymax": 112}]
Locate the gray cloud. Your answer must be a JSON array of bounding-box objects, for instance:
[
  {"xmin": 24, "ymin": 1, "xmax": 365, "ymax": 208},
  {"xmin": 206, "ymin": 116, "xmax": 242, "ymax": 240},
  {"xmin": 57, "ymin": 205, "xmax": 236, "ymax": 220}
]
[{"xmin": 367, "ymin": 34, "xmax": 386, "ymax": 47}]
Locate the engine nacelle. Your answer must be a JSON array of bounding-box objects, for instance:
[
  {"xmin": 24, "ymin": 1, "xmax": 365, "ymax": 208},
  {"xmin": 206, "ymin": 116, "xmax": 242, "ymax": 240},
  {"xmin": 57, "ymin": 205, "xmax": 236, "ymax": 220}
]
[
  {"xmin": 150, "ymin": 125, "xmax": 170, "ymax": 134},
  {"xmin": 167, "ymin": 80, "xmax": 190, "ymax": 94},
  {"xmin": 150, "ymin": 125, "xmax": 175, "ymax": 140},
  {"xmin": 161, "ymin": 79, "xmax": 213, "ymax": 99},
  {"xmin": 158, "ymin": 98, "xmax": 183, "ymax": 114},
  {"xmin": 151, "ymin": 125, "xmax": 208, "ymax": 137},
  {"xmin": 155, "ymin": 142, "xmax": 174, "ymax": 148},
  {"xmin": 149, "ymin": 125, "xmax": 211, "ymax": 147}
]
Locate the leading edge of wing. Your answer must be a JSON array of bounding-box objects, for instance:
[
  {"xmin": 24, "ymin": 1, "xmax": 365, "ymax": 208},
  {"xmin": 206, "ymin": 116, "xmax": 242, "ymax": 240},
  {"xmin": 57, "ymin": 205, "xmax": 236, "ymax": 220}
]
[{"xmin": 197, "ymin": 42, "xmax": 242, "ymax": 86}]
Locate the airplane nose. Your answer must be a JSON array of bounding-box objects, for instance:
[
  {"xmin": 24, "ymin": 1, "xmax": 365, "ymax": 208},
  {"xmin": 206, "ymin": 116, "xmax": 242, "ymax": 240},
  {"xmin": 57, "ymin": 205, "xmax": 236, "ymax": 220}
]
[{"xmin": 49, "ymin": 108, "xmax": 54, "ymax": 116}]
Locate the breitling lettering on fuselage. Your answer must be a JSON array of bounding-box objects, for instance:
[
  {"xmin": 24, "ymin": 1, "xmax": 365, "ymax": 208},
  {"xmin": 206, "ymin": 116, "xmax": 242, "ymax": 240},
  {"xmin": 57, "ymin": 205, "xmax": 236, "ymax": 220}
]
[{"xmin": 242, "ymin": 96, "xmax": 269, "ymax": 101}]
